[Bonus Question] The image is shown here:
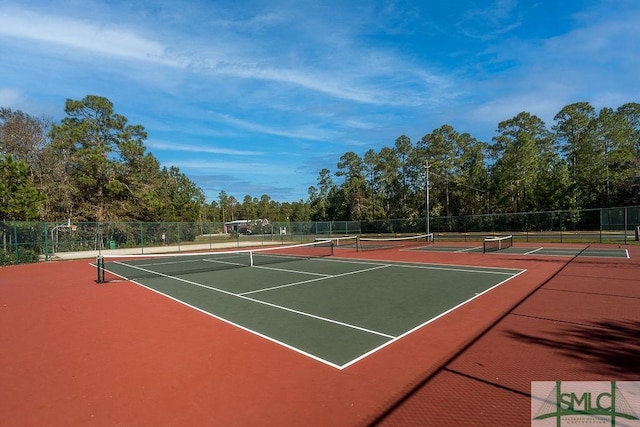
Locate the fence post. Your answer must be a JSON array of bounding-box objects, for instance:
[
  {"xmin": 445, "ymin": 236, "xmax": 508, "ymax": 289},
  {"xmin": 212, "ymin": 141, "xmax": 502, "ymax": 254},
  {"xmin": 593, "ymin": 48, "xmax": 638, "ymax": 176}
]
[
  {"xmin": 599, "ymin": 208, "xmax": 603, "ymax": 243},
  {"xmin": 140, "ymin": 222, "xmax": 144, "ymax": 254},
  {"xmin": 13, "ymin": 224, "xmax": 18, "ymax": 263},
  {"xmin": 177, "ymin": 222, "xmax": 181, "ymax": 252},
  {"xmin": 624, "ymin": 207, "xmax": 628, "ymax": 244},
  {"xmin": 43, "ymin": 222, "xmax": 49, "ymax": 261}
]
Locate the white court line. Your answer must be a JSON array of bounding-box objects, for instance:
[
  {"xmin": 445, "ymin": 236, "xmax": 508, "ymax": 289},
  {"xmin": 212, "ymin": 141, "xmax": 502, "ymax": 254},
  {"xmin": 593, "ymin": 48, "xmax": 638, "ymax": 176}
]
[
  {"xmin": 133, "ymin": 256, "xmax": 247, "ymax": 268},
  {"xmin": 321, "ymin": 256, "xmax": 523, "ymax": 275},
  {"xmin": 111, "ymin": 261, "xmax": 395, "ymax": 341},
  {"xmin": 252, "ymin": 264, "xmax": 330, "ymax": 277},
  {"xmin": 455, "ymin": 246, "xmax": 483, "ymax": 253},
  {"xmin": 390, "ymin": 261, "xmax": 518, "ymax": 275},
  {"xmin": 524, "ymin": 247, "xmax": 544, "ymax": 255},
  {"xmin": 340, "ymin": 268, "xmax": 528, "ymax": 369},
  {"xmin": 99, "ymin": 264, "xmax": 347, "ymax": 369},
  {"xmin": 201, "ymin": 258, "xmax": 248, "ymax": 267},
  {"xmin": 105, "ymin": 257, "xmax": 526, "ymax": 370},
  {"xmin": 240, "ymin": 264, "xmax": 391, "ymax": 296}
]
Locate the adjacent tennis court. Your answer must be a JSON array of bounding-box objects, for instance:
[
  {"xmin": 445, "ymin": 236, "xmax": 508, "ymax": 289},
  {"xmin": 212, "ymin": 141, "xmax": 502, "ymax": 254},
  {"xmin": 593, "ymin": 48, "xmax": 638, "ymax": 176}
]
[
  {"xmin": 98, "ymin": 243, "xmax": 524, "ymax": 369},
  {"xmin": 415, "ymin": 243, "xmax": 629, "ymax": 258}
]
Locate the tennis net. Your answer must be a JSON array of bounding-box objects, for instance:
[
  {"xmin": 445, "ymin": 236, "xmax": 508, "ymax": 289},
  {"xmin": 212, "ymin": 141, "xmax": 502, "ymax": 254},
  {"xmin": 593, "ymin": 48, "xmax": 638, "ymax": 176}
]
[
  {"xmin": 356, "ymin": 234, "xmax": 434, "ymax": 252},
  {"xmin": 96, "ymin": 240, "xmax": 334, "ymax": 283},
  {"xmin": 314, "ymin": 235, "xmax": 358, "ymax": 248},
  {"xmin": 483, "ymin": 235, "xmax": 513, "ymax": 253}
]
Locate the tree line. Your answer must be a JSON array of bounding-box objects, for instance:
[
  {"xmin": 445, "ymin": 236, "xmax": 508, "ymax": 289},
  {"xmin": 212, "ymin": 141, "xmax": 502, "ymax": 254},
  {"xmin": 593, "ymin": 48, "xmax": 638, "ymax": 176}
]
[
  {"xmin": 309, "ymin": 102, "xmax": 640, "ymax": 221},
  {"xmin": 0, "ymin": 95, "xmax": 311, "ymax": 224},
  {"xmin": 1, "ymin": 95, "xmax": 639, "ymax": 225}
]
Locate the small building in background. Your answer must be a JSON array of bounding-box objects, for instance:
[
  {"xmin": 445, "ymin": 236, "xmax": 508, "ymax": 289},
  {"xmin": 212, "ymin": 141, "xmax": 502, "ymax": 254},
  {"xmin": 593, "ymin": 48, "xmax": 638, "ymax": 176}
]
[{"xmin": 224, "ymin": 220, "xmax": 251, "ymax": 234}]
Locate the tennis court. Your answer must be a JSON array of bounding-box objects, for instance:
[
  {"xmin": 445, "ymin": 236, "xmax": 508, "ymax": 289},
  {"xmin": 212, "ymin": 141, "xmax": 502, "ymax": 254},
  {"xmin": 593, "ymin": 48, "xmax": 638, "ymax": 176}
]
[
  {"xmin": 99, "ymin": 243, "xmax": 524, "ymax": 369},
  {"xmin": 415, "ymin": 243, "xmax": 629, "ymax": 258},
  {"xmin": 3, "ymin": 236, "xmax": 640, "ymax": 425}
]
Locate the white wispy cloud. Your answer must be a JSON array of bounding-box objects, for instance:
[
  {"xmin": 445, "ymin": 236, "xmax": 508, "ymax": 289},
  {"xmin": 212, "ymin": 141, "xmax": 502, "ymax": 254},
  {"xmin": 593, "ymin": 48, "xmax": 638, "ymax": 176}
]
[
  {"xmin": 543, "ymin": 9, "xmax": 640, "ymax": 67},
  {"xmin": 3, "ymin": 0, "xmax": 638, "ymax": 204},
  {"xmin": 207, "ymin": 112, "xmax": 340, "ymax": 142},
  {"xmin": 0, "ymin": 7, "xmax": 182, "ymax": 67},
  {"xmin": 212, "ymin": 63, "xmax": 385, "ymax": 105},
  {"xmin": 458, "ymin": 1, "xmax": 640, "ymax": 138},
  {"xmin": 0, "ymin": 3, "xmax": 455, "ymax": 110},
  {"xmin": 0, "ymin": 88, "xmax": 22, "ymax": 107},
  {"xmin": 147, "ymin": 140, "xmax": 263, "ymax": 156},
  {"xmin": 167, "ymin": 160, "xmax": 286, "ymax": 175},
  {"xmin": 456, "ymin": 0, "xmax": 521, "ymax": 40}
]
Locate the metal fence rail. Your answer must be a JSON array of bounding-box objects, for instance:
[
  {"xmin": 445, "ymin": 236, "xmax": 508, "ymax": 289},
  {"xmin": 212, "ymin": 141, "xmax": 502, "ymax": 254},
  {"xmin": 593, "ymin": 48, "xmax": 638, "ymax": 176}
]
[{"xmin": 1, "ymin": 206, "xmax": 639, "ymax": 265}]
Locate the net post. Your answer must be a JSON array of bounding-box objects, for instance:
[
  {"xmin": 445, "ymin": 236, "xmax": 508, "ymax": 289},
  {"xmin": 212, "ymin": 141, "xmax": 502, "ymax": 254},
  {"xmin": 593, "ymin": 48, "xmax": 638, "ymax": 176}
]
[
  {"xmin": 249, "ymin": 250, "xmax": 254, "ymax": 267},
  {"xmin": 96, "ymin": 255, "xmax": 103, "ymax": 283}
]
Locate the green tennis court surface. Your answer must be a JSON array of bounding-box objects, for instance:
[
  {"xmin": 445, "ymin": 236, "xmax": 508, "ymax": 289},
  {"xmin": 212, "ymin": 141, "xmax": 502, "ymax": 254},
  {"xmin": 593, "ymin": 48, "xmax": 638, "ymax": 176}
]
[
  {"xmin": 101, "ymin": 254, "xmax": 524, "ymax": 369},
  {"xmin": 414, "ymin": 245, "xmax": 630, "ymax": 258}
]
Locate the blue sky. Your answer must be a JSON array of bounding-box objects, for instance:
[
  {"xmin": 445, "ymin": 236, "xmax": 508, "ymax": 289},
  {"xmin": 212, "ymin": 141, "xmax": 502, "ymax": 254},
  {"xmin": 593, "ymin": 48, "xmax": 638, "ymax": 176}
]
[{"xmin": 1, "ymin": 0, "xmax": 639, "ymax": 203}]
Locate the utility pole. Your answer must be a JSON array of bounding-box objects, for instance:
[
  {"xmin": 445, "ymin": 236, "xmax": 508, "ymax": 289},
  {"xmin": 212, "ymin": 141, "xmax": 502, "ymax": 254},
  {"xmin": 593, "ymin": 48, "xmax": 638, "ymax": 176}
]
[{"xmin": 425, "ymin": 161, "xmax": 431, "ymax": 235}]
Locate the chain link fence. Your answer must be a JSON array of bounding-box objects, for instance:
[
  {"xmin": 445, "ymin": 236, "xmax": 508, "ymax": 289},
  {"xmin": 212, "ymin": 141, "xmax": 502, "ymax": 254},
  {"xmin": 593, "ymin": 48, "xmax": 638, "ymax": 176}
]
[{"xmin": 2, "ymin": 206, "xmax": 639, "ymax": 265}]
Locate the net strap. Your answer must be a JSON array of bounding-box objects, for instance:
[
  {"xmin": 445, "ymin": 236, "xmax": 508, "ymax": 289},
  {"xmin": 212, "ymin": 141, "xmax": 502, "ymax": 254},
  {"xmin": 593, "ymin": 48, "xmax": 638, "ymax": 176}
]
[{"xmin": 483, "ymin": 235, "xmax": 513, "ymax": 252}]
